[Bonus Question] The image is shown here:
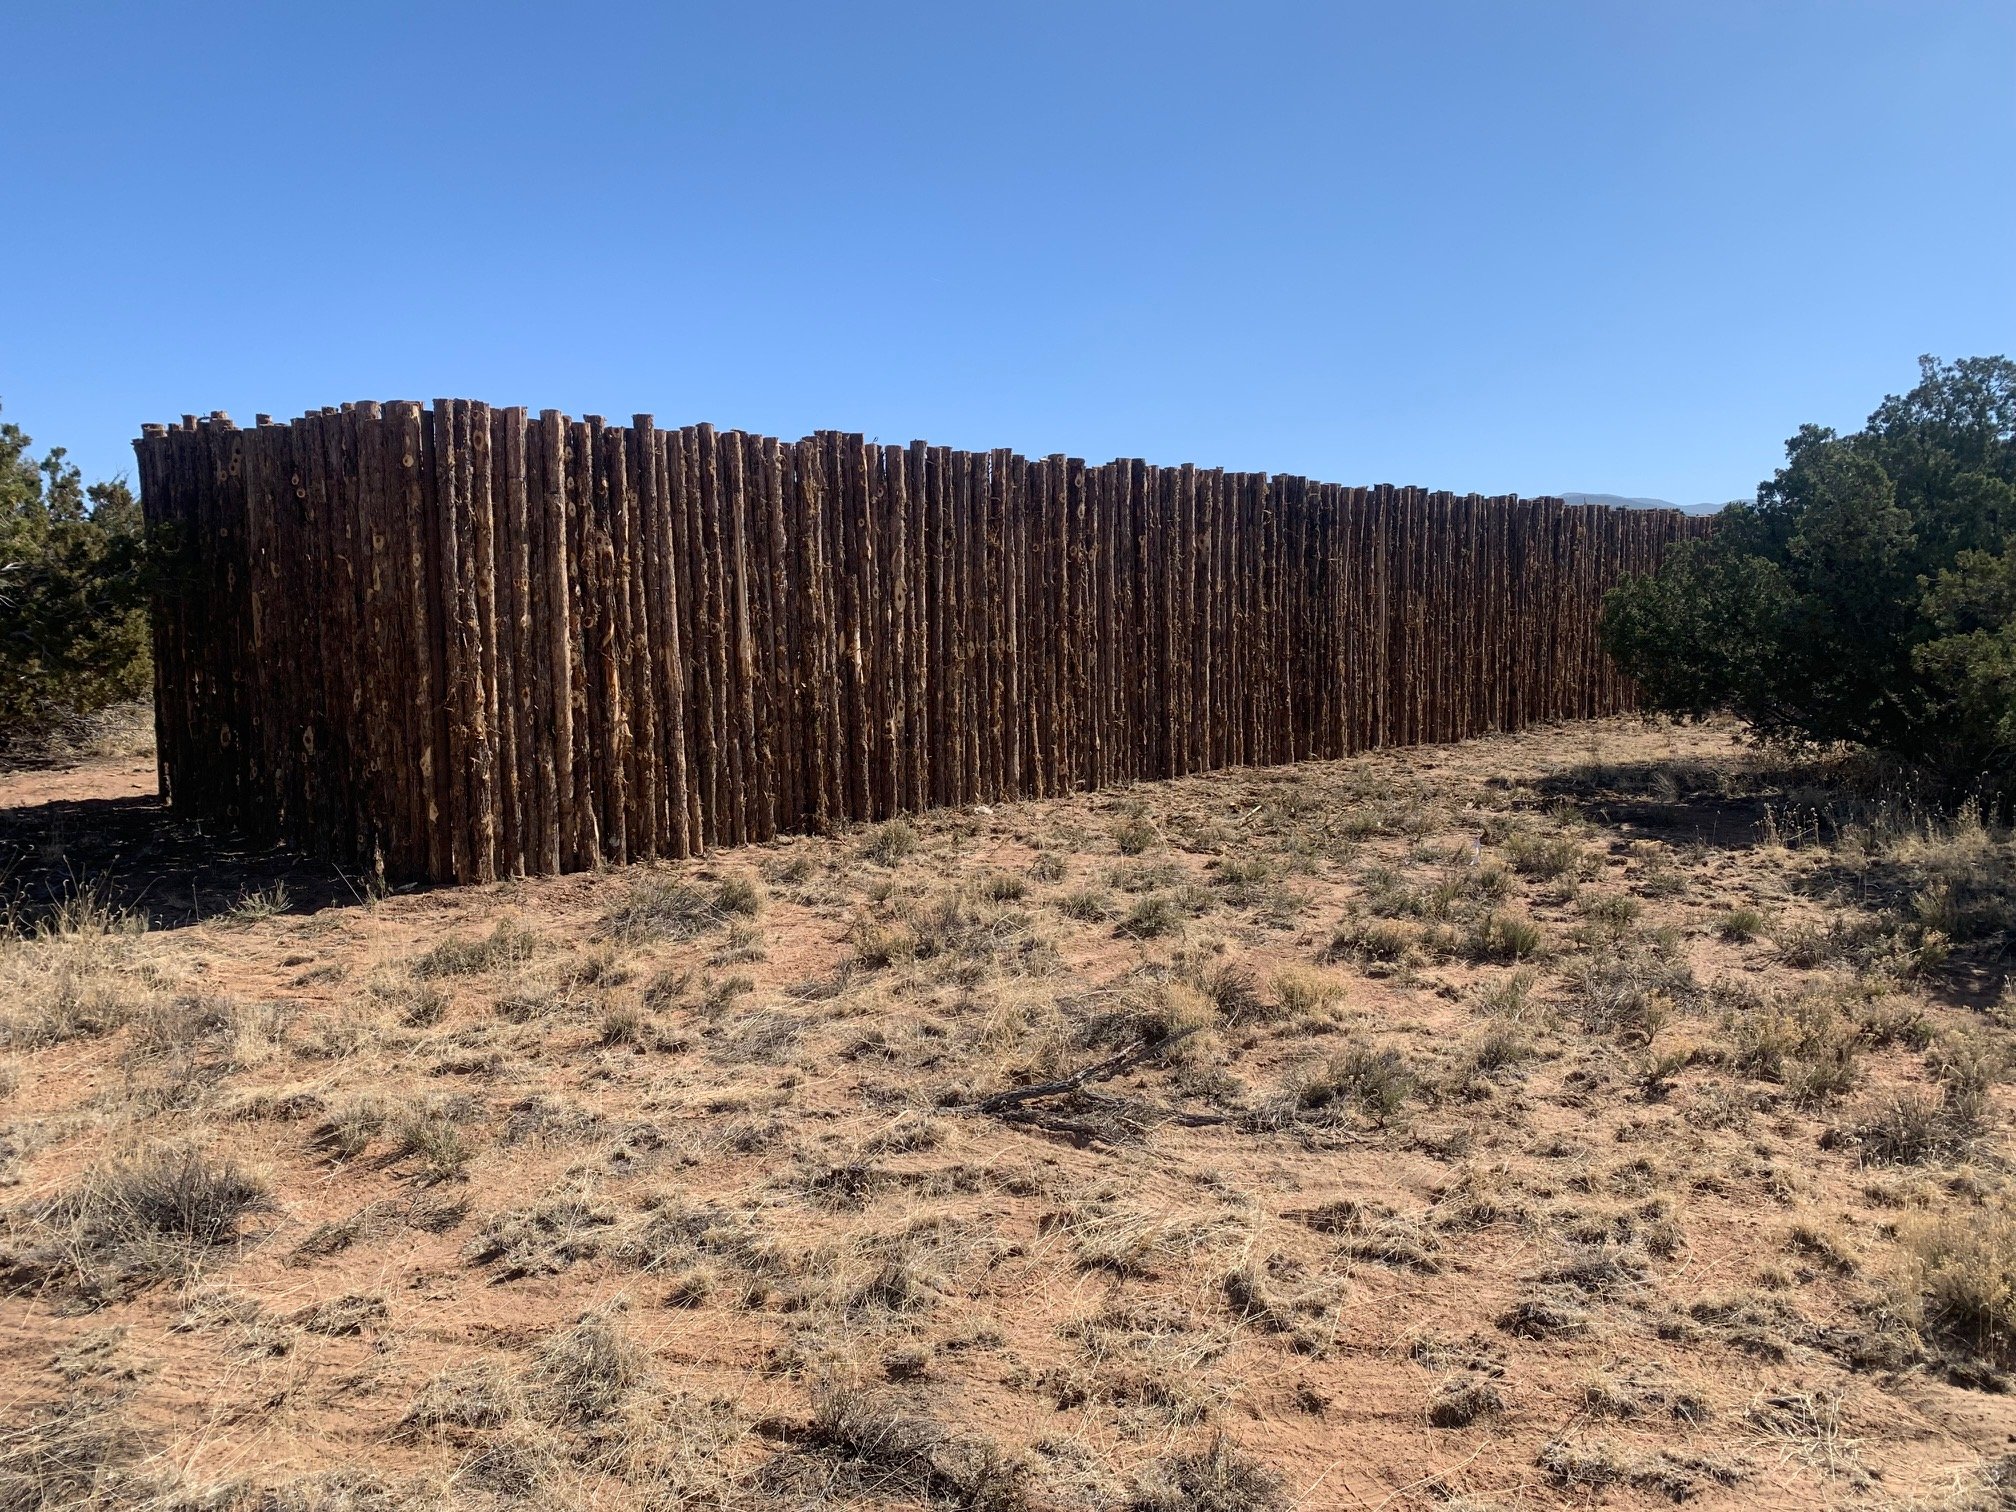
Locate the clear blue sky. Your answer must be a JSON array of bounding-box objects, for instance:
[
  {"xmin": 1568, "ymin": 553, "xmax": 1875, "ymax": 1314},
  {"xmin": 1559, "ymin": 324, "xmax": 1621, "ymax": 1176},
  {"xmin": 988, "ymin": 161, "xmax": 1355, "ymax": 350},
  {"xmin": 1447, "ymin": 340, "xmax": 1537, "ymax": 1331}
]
[{"xmin": 4, "ymin": 1, "xmax": 2012, "ymax": 506}]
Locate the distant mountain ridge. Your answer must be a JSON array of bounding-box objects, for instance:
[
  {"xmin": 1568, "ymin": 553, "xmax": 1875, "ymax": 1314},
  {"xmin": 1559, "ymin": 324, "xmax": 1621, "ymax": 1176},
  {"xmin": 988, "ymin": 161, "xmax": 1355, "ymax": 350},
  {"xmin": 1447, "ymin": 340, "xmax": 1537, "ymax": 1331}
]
[{"xmin": 1559, "ymin": 492, "xmax": 1722, "ymax": 516}]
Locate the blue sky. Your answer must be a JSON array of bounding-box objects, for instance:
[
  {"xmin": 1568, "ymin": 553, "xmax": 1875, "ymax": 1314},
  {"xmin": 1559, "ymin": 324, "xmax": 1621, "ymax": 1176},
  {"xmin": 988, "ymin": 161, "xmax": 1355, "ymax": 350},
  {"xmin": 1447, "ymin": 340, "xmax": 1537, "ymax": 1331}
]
[{"xmin": 3, "ymin": 2, "xmax": 2012, "ymax": 505}]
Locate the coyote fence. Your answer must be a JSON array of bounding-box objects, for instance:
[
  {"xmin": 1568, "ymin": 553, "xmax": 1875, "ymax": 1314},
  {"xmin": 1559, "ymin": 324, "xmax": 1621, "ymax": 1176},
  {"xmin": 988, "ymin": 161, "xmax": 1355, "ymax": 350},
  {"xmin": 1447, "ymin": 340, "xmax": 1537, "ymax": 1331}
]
[{"xmin": 134, "ymin": 403, "xmax": 1703, "ymax": 884}]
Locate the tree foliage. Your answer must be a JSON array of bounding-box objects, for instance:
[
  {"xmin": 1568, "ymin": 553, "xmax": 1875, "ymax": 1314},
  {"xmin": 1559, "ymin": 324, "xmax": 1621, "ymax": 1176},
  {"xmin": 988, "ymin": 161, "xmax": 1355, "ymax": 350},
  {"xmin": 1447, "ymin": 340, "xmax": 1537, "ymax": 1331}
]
[
  {"xmin": 0, "ymin": 406, "xmax": 152, "ymax": 751},
  {"xmin": 1602, "ymin": 356, "xmax": 2016, "ymax": 797}
]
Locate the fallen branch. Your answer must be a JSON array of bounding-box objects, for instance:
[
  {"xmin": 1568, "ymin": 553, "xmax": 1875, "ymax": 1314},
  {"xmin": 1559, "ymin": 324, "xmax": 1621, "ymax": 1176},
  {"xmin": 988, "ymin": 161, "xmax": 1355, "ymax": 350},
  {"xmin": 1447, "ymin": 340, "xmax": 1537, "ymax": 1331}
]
[{"xmin": 956, "ymin": 1024, "xmax": 1208, "ymax": 1115}]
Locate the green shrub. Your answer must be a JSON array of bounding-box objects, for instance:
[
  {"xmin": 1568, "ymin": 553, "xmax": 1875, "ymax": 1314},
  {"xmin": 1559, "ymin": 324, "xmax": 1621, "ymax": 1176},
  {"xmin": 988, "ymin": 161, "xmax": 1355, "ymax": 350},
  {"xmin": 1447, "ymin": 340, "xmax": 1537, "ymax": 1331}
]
[
  {"xmin": 1603, "ymin": 356, "xmax": 2016, "ymax": 801},
  {"xmin": 0, "ymin": 410, "xmax": 152, "ymax": 753}
]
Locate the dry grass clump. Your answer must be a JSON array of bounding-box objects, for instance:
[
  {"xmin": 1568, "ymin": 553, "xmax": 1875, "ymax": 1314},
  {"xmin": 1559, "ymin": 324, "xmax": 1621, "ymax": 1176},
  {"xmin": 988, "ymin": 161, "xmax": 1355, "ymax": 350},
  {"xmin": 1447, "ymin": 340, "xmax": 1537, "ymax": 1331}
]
[
  {"xmin": 761, "ymin": 1377, "xmax": 1030, "ymax": 1510},
  {"xmin": 1326, "ymin": 916, "xmax": 1417, "ymax": 966},
  {"xmin": 1535, "ymin": 1436, "xmax": 1747, "ymax": 1500},
  {"xmin": 1893, "ymin": 1207, "xmax": 2016, "ymax": 1364},
  {"xmin": 1220, "ymin": 1257, "xmax": 1340, "ymax": 1349},
  {"xmin": 1326, "ymin": 1206, "xmax": 1444, "ymax": 1274},
  {"xmin": 1851, "ymin": 1086, "xmax": 1987, "ymax": 1166},
  {"xmin": 1880, "ymin": 804, "xmax": 2016, "ymax": 949},
  {"xmin": 1055, "ymin": 886, "xmax": 1114, "ymax": 922},
  {"xmin": 390, "ymin": 1096, "xmax": 481, "ymax": 1184},
  {"xmin": 1580, "ymin": 1367, "xmax": 1710, "ymax": 1423},
  {"xmin": 0, "ymin": 1393, "xmax": 162, "ymax": 1510},
  {"xmin": 1212, "ymin": 857, "xmax": 1274, "ymax": 907},
  {"xmin": 1110, "ymin": 811, "xmax": 1159, "ymax": 856},
  {"xmin": 1076, "ymin": 979, "xmax": 1219, "ymax": 1057},
  {"xmin": 1256, "ymin": 1043, "xmax": 1416, "ymax": 1131},
  {"xmin": 1577, "ymin": 890, "xmax": 1643, "ymax": 930},
  {"xmin": 291, "ymin": 1290, "xmax": 388, "ymax": 1337},
  {"xmin": 0, "ymin": 964, "xmax": 143, "ymax": 1050},
  {"xmin": 527, "ymin": 1307, "xmax": 648, "ymax": 1424},
  {"xmin": 124, "ymin": 992, "xmax": 286, "ymax": 1084},
  {"xmin": 4, "ymin": 877, "xmax": 141, "ymax": 943},
  {"xmin": 861, "ymin": 818, "xmax": 920, "ymax": 865},
  {"xmin": 1355, "ymin": 856, "xmax": 1512, "ymax": 925},
  {"xmin": 400, "ymin": 1359, "xmax": 521, "ymax": 1437},
  {"xmin": 412, "ymin": 917, "xmax": 539, "ymax": 977},
  {"xmin": 1722, "ymin": 990, "xmax": 1861, "ymax": 1106},
  {"xmin": 1114, "ymin": 894, "xmax": 1181, "ymax": 940},
  {"xmin": 1563, "ymin": 945, "xmax": 1694, "ymax": 1043},
  {"xmin": 597, "ymin": 1001, "xmax": 686, "ymax": 1052},
  {"xmin": 1043, "ymin": 1298, "xmax": 1241, "ymax": 1425},
  {"xmin": 1499, "ymin": 828, "xmax": 1586, "ymax": 881},
  {"xmin": 1427, "ymin": 1373, "xmax": 1506, "ymax": 1427},
  {"xmin": 220, "ymin": 881, "xmax": 292, "ymax": 925},
  {"xmin": 970, "ymin": 871, "xmax": 1027, "ymax": 904},
  {"xmin": 396, "ymin": 1316, "xmax": 750, "ymax": 1503},
  {"xmin": 1460, "ymin": 1022, "xmax": 1537, "ymax": 1084},
  {"xmin": 313, "ymin": 1096, "xmax": 388, "ymax": 1161},
  {"xmin": 1497, "ymin": 1295, "xmax": 1590, "ymax": 1339},
  {"xmin": 1774, "ymin": 917, "xmax": 1901, "ymax": 974},
  {"xmin": 0, "ymin": 900, "xmax": 157, "ymax": 1049},
  {"xmin": 0, "ymin": 700, "xmax": 152, "ymax": 773},
  {"xmin": 1057, "ymin": 1201, "xmax": 1224, "ymax": 1278},
  {"xmin": 1187, "ymin": 961, "xmax": 1262, "ymax": 1024},
  {"xmin": 1127, "ymin": 1431, "xmax": 1285, "ymax": 1512},
  {"xmin": 1470, "ymin": 967, "xmax": 1544, "ymax": 1022},
  {"xmin": 5, "ymin": 1144, "xmax": 269, "ymax": 1297},
  {"xmin": 916, "ymin": 890, "xmax": 1046, "ymax": 969},
  {"xmin": 1464, "ymin": 908, "xmax": 1546, "ymax": 963},
  {"xmin": 1717, "ymin": 906, "xmax": 1769, "ymax": 943},
  {"xmin": 1269, "ymin": 966, "xmax": 1343, "ymax": 1021},
  {"xmin": 851, "ymin": 887, "xmax": 1050, "ymax": 977},
  {"xmin": 601, "ymin": 875, "xmax": 758, "ymax": 942},
  {"xmin": 1844, "ymin": 1031, "xmax": 1999, "ymax": 1164},
  {"xmin": 467, "ymin": 1189, "xmax": 620, "ymax": 1279}
]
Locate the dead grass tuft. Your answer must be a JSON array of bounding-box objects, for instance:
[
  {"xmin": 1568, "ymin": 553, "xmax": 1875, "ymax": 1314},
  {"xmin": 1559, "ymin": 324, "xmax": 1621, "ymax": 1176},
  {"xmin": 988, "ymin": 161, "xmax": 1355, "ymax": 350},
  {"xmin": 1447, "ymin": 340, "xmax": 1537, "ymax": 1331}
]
[
  {"xmin": 1850, "ymin": 1084, "xmax": 1986, "ymax": 1165},
  {"xmin": 862, "ymin": 819, "xmax": 920, "ymax": 865},
  {"xmin": 1127, "ymin": 1431, "xmax": 1285, "ymax": 1512},
  {"xmin": 7, "ymin": 1144, "xmax": 269, "ymax": 1298},
  {"xmin": 1271, "ymin": 1044, "xmax": 1417, "ymax": 1128},
  {"xmin": 1564, "ymin": 946, "xmax": 1694, "ymax": 1043},
  {"xmin": 0, "ymin": 1393, "xmax": 161, "ymax": 1509},
  {"xmin": 764, "ymin": 1377, "xmax": 1031, "ymax": 1510},
  {"xmin": 399, "ymin": 1359, "xmax": 521, "ymax": 1438},
  {"xmin": 412, "ymin": 917, "xmax": 538, "ymax": 978},
  {"xmin": 602, "ymin": 877, "xmax": 755, "ymax": 942},
  {"xmin": 1893, "ymin": 1207, "xmax": 2016, "ymax": 1363},
  {"xmin": 528, "ymin": 1307, "xmax": 647, "ymax": 1424}
]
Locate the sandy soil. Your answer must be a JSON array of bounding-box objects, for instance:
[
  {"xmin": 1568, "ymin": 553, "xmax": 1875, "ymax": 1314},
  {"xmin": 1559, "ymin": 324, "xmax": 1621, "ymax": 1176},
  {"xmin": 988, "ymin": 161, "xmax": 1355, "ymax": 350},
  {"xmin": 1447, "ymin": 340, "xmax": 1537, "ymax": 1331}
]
[{"xmin": 2, "ymin": 715, "xmax": 2012, "ymax": 1510}]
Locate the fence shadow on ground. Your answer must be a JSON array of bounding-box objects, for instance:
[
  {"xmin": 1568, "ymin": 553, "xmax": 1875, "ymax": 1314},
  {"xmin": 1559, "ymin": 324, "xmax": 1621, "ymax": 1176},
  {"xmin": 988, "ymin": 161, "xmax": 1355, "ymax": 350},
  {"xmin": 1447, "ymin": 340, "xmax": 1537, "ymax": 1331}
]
[
  {"xmin": 1531, "ymin": 761, "xmax": 1777, "ymax": 852},
  {"xmin": 1536, "ymin": 759, "xmax": 2011, "ymax": 1015},
  {"xmin": 0, "ymin": 792, "xmax": 364, "ymax": 933}
]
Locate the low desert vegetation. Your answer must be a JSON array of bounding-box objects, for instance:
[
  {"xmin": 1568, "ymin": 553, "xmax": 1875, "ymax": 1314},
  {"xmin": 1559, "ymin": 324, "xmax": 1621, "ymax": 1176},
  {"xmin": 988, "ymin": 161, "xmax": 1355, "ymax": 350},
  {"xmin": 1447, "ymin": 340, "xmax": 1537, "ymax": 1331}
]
[{"xmin": 2, "ymin": 714, "xmax": 2013, "ymax": 1507}]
